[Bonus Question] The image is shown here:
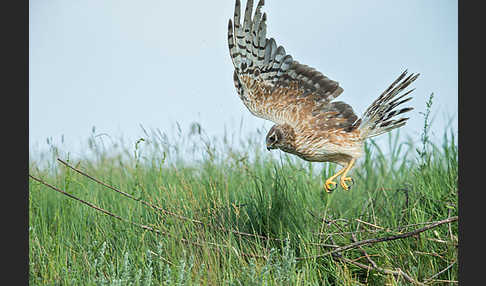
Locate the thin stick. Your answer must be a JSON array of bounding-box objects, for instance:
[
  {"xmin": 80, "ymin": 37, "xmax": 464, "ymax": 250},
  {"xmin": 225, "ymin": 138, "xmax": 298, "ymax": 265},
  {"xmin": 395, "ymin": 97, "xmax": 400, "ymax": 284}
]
[
  {"xmin": 306, "ymin": 242, "xmax": 340, "ymax": 248},
  {"xmin": 352, "ymin": 220, "xmax": 377, "ymax": 268},
  {"xmin": 315, "ymin": 220, "xmax": 454, "ymax": 237},
  {"xmin": 425, "ymin": 279, "xmax": 457, "ymax": 284},
  {"xmin": 29, "ymin": 174, "xmax": 266, "ymax": 259},
  {"xmin": 57, "ymin": 158, "xmax": 283, "ymax": 243},
  {"xmin": 355, "ymin": 218, "xmax": 385, "ymax": 230},
  {"xmin": 327, "ymin": 230, "xmax": 424, "ymax": 286},
  {"xmin": 336, "ymin": 255, "xmax": 426, "ymax": 285},
  {"xmin": 29, "ymin": 174, "xmax": 160, "ymax": 234},
  {"xmin": 57, "ymin": 158, "xmax": 203, "ymax": 225},
  {"xmin": 297, "ymin": 216, "xmax": 458, "ymax": 260},
  {"xmin": 423, "ymin": 260, "xmax": 456, "ymax": 284}
]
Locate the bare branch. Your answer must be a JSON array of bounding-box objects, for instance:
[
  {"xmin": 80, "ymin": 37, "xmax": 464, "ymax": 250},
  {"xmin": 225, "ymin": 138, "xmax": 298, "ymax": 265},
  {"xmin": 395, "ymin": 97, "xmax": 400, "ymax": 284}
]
[
  {"xmin": 355, "ymin": 218, "xmax": 385, "ymax": 230},
  {"xmin": 325, "ymin": 229, "xmax": 424, "ymax": 285},
  {"xmin": 29, "ymin": 174, "xmax": 160, "ymax": 234},
  {"xmin": 336, "ymin": 256, "xmax": 426, "ymax": 286},
  {"xmin": 57, "ymin": 158, "xmax": 203, "ymax": 225},
  {"xmin": 29, "ymin": 174, "xmax": 267, "ymax": 259},
  {"xmin": 352, "ymin": 230, "xmax": 377, "ymax": 268},
  {"xmin": 297, "ymin": 216, "xmax": 458, "ymax": 260},
  {"xmin": 57, "ymin": 158, "xmax": 284, "ymax": 243},
  {"xmin": 423, "ymin": 260, "xmax": 456, "ymax": 284}
]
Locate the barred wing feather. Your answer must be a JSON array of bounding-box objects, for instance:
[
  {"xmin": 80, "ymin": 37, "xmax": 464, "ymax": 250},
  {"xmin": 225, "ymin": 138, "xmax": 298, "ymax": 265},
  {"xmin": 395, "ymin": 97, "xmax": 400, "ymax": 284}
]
[{"xmin": 227, "ymin": 0, "xmax": 358, "ymax": 132}]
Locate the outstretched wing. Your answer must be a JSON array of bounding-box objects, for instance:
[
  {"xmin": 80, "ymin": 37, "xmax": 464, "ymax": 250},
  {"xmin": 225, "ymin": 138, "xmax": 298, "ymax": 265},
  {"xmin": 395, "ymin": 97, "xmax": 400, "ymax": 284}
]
[{"xmin": 228, "ymin": 0, "xmax": 359, "ymax": 132}]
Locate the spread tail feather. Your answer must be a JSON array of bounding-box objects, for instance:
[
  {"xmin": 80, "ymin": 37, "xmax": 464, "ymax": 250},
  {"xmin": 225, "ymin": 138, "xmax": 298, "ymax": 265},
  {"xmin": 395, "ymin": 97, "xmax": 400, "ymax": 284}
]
[{"xmin": 358, "ymin": 70, "xmax": 419, "ymax": 139}]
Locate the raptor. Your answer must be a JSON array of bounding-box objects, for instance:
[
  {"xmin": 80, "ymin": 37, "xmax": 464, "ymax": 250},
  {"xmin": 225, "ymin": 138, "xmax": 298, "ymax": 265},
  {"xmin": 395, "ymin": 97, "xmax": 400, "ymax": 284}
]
[{"xmin": 227, "ymin": 0, "xmax": 418, "ymax": 192}]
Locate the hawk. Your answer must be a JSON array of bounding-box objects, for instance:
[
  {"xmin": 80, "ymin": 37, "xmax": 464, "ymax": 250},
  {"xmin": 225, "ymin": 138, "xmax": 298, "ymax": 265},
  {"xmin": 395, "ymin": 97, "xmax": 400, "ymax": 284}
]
[{"xmin": 227, "ymin": 0, "xmax": 419, "ymax": 192}]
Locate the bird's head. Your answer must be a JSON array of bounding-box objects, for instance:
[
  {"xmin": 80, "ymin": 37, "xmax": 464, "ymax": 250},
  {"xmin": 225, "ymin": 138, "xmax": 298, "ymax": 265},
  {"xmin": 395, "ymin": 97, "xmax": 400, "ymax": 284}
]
[{"xmin": 266, "ymin": 124, "xmax": 295, "ymax": 151}]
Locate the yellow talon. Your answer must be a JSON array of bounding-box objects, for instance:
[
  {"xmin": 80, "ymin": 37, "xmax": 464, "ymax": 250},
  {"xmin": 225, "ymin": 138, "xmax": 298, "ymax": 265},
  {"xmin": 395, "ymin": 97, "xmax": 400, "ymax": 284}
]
[
  {"xmin": 340, "ymin": 176, "xmax": 354, "ymax": 191},
  {"xmin": 339, "ymin": 159, "xmax": 356, "ymax": 191},
  {"xmin": 323, "ymin": 158, "xmax": 357, "ymax": 193},
  {"xmin": 324, "ymin": 179, "xmax": 337, "ymax": 192}
]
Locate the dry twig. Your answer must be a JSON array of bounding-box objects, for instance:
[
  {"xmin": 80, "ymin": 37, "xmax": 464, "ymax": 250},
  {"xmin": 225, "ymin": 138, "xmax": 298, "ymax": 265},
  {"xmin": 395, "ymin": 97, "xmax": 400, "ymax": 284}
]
[
  {"xmin": 323, "ymin": 220, "xmax": 425, "ymax": 285},
  {"xmin": 423, "ymin": 260, "xmax": 456, "ymax": 284},
  {"xmin": 57, "ymin": 158, "xmax": 283, "ymax": 243},
  {"xmin": 29, "ymin": 174, "xmax": 267, "ymax": 259},
  {"xmin": 297, "ymin": 216, "xmax": 458, "ymax": 260}
]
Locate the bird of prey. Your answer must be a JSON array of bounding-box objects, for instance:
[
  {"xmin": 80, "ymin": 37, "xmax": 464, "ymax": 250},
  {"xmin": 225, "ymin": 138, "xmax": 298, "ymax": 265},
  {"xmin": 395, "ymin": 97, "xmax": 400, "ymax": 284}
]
[{"xmin": 227, "ymin": 0, "xmax": 419, "ymax": 192}]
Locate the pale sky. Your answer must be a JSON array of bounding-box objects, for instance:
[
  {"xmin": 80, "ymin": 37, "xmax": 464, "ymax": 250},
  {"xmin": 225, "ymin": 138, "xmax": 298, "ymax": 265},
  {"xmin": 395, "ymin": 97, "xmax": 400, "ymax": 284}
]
[{"xmin": 29, "ymin": 0, "xmax": 457, "ymax": 157}]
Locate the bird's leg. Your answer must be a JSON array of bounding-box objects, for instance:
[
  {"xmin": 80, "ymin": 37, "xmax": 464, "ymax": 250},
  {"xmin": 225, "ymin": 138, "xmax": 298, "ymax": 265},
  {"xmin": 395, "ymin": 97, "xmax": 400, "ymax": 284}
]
[
  {"xmin": 339, "ymin": 158, "xmax": 356, "ymax": 191},
  {"xmin": 324, "ymin": 167, "xmax": 346, "ymax": 193}
]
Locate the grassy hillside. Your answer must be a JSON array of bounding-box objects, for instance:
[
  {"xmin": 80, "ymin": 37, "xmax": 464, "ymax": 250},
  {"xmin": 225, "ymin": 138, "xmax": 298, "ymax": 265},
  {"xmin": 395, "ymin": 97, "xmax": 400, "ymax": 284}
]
[{"xmin": 29, "ymin": 117, "xmax": 457, "ymax": 285}]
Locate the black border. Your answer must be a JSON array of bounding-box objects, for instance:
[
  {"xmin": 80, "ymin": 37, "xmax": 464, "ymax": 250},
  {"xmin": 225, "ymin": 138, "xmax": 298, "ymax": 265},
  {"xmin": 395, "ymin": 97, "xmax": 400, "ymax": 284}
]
[
  {"xmin": 6, "ymin": 0, "xmax": 29, "ymax": 282},
  {"xmin": 458, "ymin": 0, "xmax": 480, "ymax": 284}
]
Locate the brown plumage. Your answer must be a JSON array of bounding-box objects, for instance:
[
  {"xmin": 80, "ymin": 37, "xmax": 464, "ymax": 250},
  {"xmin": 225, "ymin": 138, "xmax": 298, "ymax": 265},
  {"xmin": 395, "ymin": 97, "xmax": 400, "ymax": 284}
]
[{"xmin": 228, "ymin": 0, "xmax": 419, "ymax": 192}]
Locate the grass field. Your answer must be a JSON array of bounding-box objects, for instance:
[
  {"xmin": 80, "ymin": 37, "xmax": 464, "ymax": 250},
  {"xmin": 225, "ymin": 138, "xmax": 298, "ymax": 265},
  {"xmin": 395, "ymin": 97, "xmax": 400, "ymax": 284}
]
[{"xmin": 29, "ymin": 111, "xmax": 458, "ymax": 285}]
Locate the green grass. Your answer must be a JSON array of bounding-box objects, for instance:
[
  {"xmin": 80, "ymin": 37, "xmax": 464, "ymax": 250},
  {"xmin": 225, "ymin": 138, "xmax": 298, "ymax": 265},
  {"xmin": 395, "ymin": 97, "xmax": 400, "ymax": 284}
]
[{"xmin": 29, "ymin": 119, "xmax": 457, "ymax": 285}]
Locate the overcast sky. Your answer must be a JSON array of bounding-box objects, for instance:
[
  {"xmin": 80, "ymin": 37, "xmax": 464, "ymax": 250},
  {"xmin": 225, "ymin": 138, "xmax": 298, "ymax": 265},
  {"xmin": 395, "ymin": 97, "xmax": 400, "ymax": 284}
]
[{"xmin": 29, "ymin": 0, "xmax": 457, "ymax": 157}]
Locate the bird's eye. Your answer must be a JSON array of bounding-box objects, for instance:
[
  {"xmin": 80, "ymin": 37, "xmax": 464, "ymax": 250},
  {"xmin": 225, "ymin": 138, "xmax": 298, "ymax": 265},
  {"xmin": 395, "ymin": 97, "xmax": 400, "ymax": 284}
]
[{"xmin": 270, "ymin": 134, "xmax": 277, "ymax": 143}]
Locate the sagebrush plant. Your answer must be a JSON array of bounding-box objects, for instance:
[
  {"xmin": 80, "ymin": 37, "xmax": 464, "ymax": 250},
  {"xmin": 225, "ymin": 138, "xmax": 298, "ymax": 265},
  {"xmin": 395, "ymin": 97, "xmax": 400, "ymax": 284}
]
[{"xmin": 29, "ymin": 105, "xmax": 457, "ymax": 284}]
